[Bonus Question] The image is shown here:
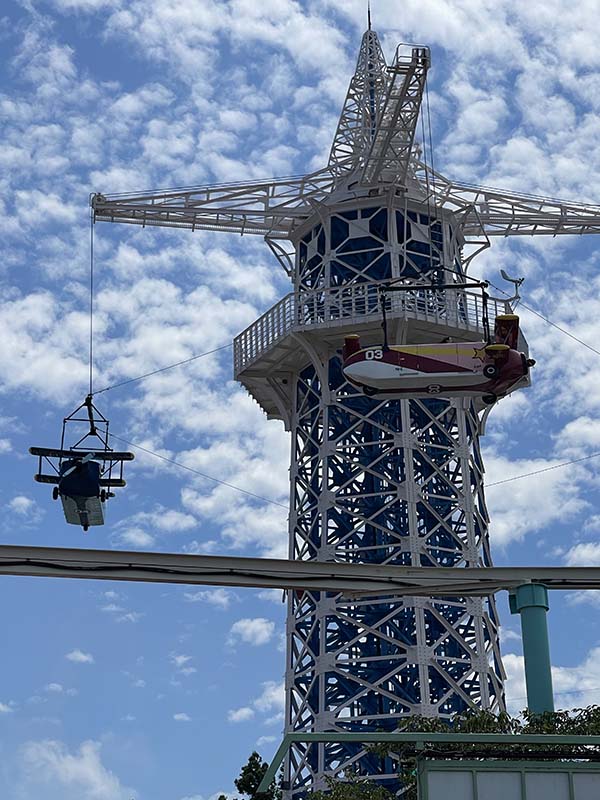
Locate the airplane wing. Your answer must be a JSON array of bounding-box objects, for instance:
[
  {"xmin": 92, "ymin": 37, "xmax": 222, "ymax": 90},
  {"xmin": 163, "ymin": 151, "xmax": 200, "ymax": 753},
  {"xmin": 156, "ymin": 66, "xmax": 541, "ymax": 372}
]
[
  {"xmin": 34, "ymin": 474, "xmax": 126, "ymax": 487},
  {"xmin": 30, "ymin": 447, "xmax": 134, "ymax": 461}
]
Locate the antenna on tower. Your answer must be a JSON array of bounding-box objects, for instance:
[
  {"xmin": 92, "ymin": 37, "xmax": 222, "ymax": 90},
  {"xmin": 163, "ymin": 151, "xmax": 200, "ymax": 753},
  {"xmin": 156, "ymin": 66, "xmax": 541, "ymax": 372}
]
[{"xmin": 367, "ymin": 1, "xmax": 371, "ymax": 30}]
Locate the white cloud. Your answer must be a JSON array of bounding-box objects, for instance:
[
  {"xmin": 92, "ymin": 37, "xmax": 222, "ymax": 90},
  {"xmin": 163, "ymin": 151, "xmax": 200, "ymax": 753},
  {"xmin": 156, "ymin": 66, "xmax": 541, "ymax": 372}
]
[
  {"xmin": 173, "ymin": 712, "xmax": 191, "ymax": 722},
  {"xmin": 65, "ymin": 649, "xmax": 94, "ymax": 664},
  {"xmin": 566, "ymin": 590, "xmax": 600, "ymax": 608},
  {"xmin": 7, "ymin": 495, "xmax": 36, "ymax": 515},
  {"xmin": 119, "ymin": 506, "xmax": 197, "ymax": 533},
  {"xmin": 228, "ymin": 679, "xmax": 285, "ymax": 727},
  {"xmin": 256, "ymin": 735, "xmax": 276, "ymax": 747},
  {"xmin": 257, "ymin": 589, "xmax": 284, "ymax": 604},
  {"xmin": 100, "ymin": 599, "xmax": 143, "ymax": 624},
  {"xmin": 116, "ymin": 612, "xmax": 144, "ymax": 624},
  {"xmin": 20, "ymin": 739, "xmax": 136, "ymax": 799},
  {"xmin": 484, "ymin": 452, "xmax": 588, "ymax": 547},
  {"xmin": 584, "ymin": 515, "xmax": 600, "ymax": 533},
  {"xmin": 169, "ymin": 653, "xmax": 196, "ymax": 677},
  {"xmin": 43, "ymin": 684, "xmax": 78, "ymax": 697},
  {"xmin": 183, "ymin": 588, "xmax": 236, "ymax": 609},
  {"xmin": 499, "ymin": 627, "xmax": 521, "ymax": 644},
  {"xmin": 228, "ymin": 618, "xmax": 275, "ymax": 647},
  {"xmin": 170, "ymin": 653, "xmax": 192, "ymax": 668},
  {"xmin": 564, "ymin": 542, "xmax": 600, "ymax": 566},
  {"xmin": 253, "ymin": 680, "xmax": 285, "ymax": 714},
  {"xmin": 101, "ymin": 604, "xmax": 124, "ymax": 614},
  {"xmin": 49, "ymin": 0, "xmax": 119, "ymax": 10},
  {"xmin": 113, "ymin": 527, "xmax": 156, "ymax": 549},
  {"xmin": 6, "ymin": 494, "xmax": 44, "ymax": 525},
  {"xmin": 227, "ymin": 706, "xmax": 254, "ymax": 723},
  {"xmin": 0, "ymin": 702, "xmax": 14, "ymax": 713},
  {"xmin": 504, "ymin": 646, "xmax": 600, "ymax": 714}
]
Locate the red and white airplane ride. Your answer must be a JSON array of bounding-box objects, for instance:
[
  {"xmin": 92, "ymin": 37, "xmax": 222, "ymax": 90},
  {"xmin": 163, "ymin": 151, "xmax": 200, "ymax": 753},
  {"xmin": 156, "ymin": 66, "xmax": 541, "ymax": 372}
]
[{"xmin": 342, "ymin": 313, "xmax": 534, "ymax": 405}]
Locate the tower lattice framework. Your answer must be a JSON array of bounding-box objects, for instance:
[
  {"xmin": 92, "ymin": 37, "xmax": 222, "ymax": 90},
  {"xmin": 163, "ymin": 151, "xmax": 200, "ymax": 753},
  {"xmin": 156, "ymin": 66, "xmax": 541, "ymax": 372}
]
[
  {"xmin": 283, "ymin": 195, "xmax": 504, "ymax": 792},
  {"xmin": 92, "ymin": 24, "xmax": 600, "ymax": 798}
]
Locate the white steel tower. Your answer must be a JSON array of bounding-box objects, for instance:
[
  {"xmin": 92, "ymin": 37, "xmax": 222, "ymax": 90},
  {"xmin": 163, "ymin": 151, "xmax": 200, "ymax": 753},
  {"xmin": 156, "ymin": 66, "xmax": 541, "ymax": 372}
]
[{"xmin": 93, "ymin": 25, "xmax": 600, "ymax": 797}]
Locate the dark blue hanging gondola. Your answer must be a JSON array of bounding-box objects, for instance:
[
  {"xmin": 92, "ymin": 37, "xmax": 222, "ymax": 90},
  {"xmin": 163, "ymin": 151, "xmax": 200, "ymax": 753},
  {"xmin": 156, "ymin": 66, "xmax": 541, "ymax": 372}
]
[{"xmin": 30, "ymin": 395, "xmax": 134, "ymax": 532}]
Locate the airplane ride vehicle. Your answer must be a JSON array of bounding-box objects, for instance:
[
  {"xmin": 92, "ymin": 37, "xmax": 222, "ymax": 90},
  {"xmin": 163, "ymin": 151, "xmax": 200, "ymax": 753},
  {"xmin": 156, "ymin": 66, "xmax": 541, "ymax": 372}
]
[
  {"xmin": 30, "ymin": 395, "xmax": 134, "ymax": 532},
  {"xmin": 342, "ymin": 280, "xmax": 535, "ymax": 404}
]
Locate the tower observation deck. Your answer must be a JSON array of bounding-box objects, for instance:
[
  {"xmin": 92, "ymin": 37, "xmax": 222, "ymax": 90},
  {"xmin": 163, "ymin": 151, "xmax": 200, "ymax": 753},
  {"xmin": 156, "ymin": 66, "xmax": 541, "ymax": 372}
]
[{"xmin": 92, "ymin": 24, "xmax": 600, "ymax": 799}]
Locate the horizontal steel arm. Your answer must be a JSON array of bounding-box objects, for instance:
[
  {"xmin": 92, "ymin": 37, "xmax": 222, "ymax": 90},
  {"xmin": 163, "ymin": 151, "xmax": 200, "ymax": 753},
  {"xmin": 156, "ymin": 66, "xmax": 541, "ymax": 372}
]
[
  {"xmin": 93, "ymin": 165, "xmax": 600, "ymax": 240},
  {"xmin": 416, "ymin": 162, "xmax": 600, "ymax": 236},
  {"xmin": 91, "ymin": 171, "xmax": 335, "ymax": 237},
  {"xmin": 1, "ymin": 545, "xmax": 600, "ymax": 594}
]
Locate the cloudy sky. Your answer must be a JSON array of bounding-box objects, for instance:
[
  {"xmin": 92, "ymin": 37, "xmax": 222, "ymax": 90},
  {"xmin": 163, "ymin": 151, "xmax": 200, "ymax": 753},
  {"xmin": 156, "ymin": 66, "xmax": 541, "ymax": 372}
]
[{"xmin": 2, "ymin": 0, "xmax": 600, "ymax": 798}]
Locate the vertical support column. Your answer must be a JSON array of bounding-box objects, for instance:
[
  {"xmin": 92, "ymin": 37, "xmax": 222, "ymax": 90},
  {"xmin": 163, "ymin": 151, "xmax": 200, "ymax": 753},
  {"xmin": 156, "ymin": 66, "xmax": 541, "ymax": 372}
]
[{"xmin": 509, "ymin": 584, "xmax": 554, "ymax": 714}]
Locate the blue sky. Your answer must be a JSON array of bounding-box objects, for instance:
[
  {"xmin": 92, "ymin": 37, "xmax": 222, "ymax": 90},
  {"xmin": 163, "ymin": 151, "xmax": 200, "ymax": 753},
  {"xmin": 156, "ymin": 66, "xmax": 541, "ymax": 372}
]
[{"xmin": 2, "ymin": 0, "xmax": 600, "ymax": 798}]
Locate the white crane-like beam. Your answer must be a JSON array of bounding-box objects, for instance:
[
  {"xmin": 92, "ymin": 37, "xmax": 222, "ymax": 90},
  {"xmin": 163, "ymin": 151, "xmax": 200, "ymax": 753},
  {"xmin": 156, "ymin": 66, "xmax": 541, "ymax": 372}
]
[
  {"xmin": 361, "ymin": 45, "xmax": 430, "ymax": 186},
  {"xmin": 92, "ymin": 171, "xmax": 600, "ymax": 239},
  {"xmin": 415, "ymin": 161, "xmax": 600, "ymax": 236},
  {"xmin": 91, "ymin": 28, "xmax": 600, "ymax": 242},
  {"xmin": 91, "ymin": 170, "xmax": 335, "ymax": 238}
]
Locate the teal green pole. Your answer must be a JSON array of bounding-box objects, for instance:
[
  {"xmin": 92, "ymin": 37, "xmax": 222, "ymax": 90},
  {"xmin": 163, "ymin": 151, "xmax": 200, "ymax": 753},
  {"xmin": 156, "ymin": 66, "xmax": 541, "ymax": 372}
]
[{"xmin": 509, "ymin": 583, "xmax": 554, "ymax": 714}]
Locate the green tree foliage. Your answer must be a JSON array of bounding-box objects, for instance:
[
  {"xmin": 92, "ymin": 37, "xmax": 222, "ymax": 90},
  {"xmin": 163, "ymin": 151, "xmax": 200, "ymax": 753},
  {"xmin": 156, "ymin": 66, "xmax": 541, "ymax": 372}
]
[
  {"xmin": 308, "ymin": 775, "xmax": 395, "ymax": 800},
  {"xmin": 219, "ymin": 750, "xmax": 281, "ymax": 800},
  {"xmin": 226, "ymin": 708, "xmax": 600, "ymax": 800}
]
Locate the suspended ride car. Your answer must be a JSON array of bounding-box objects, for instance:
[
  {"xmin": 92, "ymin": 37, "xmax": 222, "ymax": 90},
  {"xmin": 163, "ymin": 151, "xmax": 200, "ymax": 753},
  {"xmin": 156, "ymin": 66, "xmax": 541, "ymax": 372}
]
[
  {"xmin": 342, "ymin": 281, "xmax": 535, "ymax": 404},
  {"xmin": 30, "ymin": 395, "xmax": 134, "ymax": 532}
]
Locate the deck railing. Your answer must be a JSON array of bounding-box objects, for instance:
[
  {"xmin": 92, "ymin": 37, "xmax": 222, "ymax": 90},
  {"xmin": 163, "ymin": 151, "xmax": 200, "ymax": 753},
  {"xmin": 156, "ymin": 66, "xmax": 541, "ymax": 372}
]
[{"xmin": 234, "ymin": 281, "xmax": 511, "ymax": 374}]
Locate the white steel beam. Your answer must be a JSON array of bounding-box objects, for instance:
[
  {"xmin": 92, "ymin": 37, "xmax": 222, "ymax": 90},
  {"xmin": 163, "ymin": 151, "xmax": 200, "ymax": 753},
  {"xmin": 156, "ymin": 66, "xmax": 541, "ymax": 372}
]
[
  {"xmin": 328, "ymin": 29, "xmax": 389, "ymax": 177},
  {"xmin": 415, "ymin": 161, "xmax": 600, "ymax": 236},
  {"xmin": 90, "ymin": 171, "xmax": 335, "ymax": 237},
  {"xmin": 361, "ymin": 45, "xmax": 430, "ymax": 186},
  {"xmin": 1, "ymin": 545, "xmax": 600, "ymax": 594},
  {"xmin": 92, "ymin": 167, "xmax": 600, "ymax": 240}
]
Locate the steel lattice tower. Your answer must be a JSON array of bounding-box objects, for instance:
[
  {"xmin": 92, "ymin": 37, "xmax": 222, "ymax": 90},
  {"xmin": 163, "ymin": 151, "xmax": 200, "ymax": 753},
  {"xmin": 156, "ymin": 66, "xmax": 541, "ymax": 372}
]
[
  {"xmin": 241, "ymin": 32, "xmax": 507, "ymax": 793},
  {"xmin": 93, "ymin": 23, "xmax": 600, "ymax": 799}
]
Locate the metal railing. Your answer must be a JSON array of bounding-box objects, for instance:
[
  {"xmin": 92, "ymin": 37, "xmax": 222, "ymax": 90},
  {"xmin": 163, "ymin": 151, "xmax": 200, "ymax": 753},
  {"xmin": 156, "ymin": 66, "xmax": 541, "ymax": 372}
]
[{"xmin": 234, "ymin": 282, "xmax": 511, "ymax": 374}]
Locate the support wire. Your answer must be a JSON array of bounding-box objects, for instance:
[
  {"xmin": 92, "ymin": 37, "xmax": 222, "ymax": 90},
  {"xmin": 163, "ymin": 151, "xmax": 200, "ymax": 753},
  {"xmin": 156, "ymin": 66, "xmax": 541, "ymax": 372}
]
[
  {"xmin": 491, "ymin": 282, "xmax": 600, "ymax": 359},
  {"xmin": 110, "ymin": 432, "xmax": 288, "ymax": 509},
  {"xmin": 92, "ymin": 343, "xmax": 233, "ymax": 396},
  {"xmin": 89, "ymin": 212, "xmax": 95, "ymax": 395}
]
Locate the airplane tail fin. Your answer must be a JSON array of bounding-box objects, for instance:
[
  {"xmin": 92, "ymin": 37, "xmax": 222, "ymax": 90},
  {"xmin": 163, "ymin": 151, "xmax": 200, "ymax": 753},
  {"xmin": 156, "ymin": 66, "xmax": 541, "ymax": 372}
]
[
  {"xmin": 343, "ymin": 335, "xmax": 362, "ymax": 360},
  {"xmin": 494, "ymin": 314, "xmax": 520, "ymax": 349}
]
